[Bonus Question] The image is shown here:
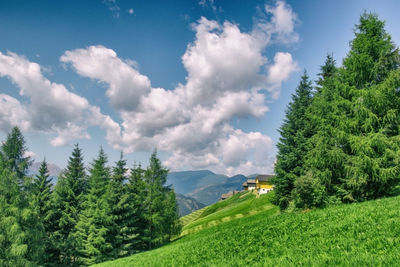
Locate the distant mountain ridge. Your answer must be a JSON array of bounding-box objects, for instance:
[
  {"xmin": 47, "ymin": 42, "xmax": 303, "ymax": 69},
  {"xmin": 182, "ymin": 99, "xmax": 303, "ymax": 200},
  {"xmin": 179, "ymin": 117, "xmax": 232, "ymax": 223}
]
[
  {"xmin": 29, "ymin": 161, "xmax": 62, "ymax": 177},
  {"xmin": 167, "ymin": 170, "xmax": 248, "ymax": 206},
  {"xmin": 176, "ymin": 194, "xmax": 206, "ymax": 217}
]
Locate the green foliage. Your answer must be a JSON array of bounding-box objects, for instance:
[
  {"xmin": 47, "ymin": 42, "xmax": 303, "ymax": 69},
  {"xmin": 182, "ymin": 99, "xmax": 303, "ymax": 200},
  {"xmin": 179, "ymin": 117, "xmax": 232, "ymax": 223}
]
[
  {"xmin": 50, "ymin": 143, "xmax": 87, "ymax": 265},
  {"xmin": 75, "ymin": 147, "xmax": 113, "ymax": 265},
  {"xmin": 274, "ymin": 71, "xmax": 314, "ymax": 209},
  {"xmin": 0, "ymin": 128, "xmax": 44, "ymax": 266},
  {"xmin": 94, "ymin": 195, "xmax": 400, "ymax": 267},
  {"xmin": 31, "ymin": 160, "xmax": 53, "ymax": 264},
  {"xmin": 142, "ymin": 151, "xmax": 181, "ymax": 249},
  {"xmin": 284, "ymin": 13, "xmax": 400, "ymax": 207}
]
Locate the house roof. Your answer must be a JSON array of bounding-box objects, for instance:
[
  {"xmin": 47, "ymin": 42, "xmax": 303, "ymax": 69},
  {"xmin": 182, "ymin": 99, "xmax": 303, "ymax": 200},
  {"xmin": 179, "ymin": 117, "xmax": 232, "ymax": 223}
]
[
  {"xmin": 242, "ymin": 181, "xmax": 248, "ymax": 186},
  {"xmin": 256, "ymin": 174, "xmax": 274, "ymax": 182},
  {"xmin": 221, "ymin": 192, "xmax": 233, "ymax": 199},
  {"xmin": 247, "ymin": 179, "xmax": 256, "ymax": 184}
]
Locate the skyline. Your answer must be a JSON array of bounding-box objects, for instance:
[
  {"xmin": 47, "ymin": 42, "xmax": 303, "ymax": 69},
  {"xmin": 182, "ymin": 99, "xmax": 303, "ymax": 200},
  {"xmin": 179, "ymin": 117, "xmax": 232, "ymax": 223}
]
[{"xmin": 1, "ymin": 0, "xmax": 400, "ymax": 175}]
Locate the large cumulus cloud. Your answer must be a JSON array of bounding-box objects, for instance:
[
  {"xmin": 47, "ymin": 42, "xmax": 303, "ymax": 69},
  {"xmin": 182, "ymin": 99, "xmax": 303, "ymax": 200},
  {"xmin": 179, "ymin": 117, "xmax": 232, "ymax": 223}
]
[{"xmin": 0, "ymin": 1, "xmax": 298, "ymax": 175}]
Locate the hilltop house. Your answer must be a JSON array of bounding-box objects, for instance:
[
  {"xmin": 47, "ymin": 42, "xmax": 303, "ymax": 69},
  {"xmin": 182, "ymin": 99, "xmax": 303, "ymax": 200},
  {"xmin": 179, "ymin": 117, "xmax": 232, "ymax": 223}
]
[
  {"xmin": 255, "ymin": 175, "xmax": 274, "ymax": 194},
  {"xmin": 242, "ymin": 175, "xmax": 274, "ymax": 195},
  {"xmin": 242, "ymin": 179, "xmax": 256, "ymax": 191}
]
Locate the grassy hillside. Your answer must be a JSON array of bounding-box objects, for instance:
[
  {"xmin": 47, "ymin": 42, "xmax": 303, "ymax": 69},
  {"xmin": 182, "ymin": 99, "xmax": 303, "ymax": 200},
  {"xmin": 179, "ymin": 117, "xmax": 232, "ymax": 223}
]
[{"xmin": 94, "ymin": 193, "xmax": 400, "ymax": 266}]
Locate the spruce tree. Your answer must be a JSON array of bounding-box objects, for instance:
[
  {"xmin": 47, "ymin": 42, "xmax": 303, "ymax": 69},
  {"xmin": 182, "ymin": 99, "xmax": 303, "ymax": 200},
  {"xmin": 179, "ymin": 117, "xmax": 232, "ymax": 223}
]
[
  {"xmin": 75, "ymin": 147, "xmax": 113, "ymax": 265},
  {"xmin": 143, "ymin": 151, "xmax": 180, "ymax": 249},
  {"xmin": 126, "ymin": 163, "xmax": 147, "ymax": 253},
  {"xmin": 31, "ymin": 160, "xmax": 53, "ymax": 264},
  {"xmin": 274, "ymin": 71, "xmax": 314, "ymax": 209},
  {"xmin": 107, "ymin": 154, "xmax": 142, "ymax": 258},
  {"xmin": 0, "ymin": 126, "xmax": 31, "ymax": 189},
  {"xmin": 51, "ymin": 144, "xmax": 86, "ymax": 265},
  {"xmin": 302, "ymin": 13, "xmax": 400, "ymax": 206},
  {"xmin": 339, "ymin": 12, "xmax": 400, "ymax": 201},
  {"xmin": 0, "ymin": 128, "xmax": 44, "ymax": 266}
]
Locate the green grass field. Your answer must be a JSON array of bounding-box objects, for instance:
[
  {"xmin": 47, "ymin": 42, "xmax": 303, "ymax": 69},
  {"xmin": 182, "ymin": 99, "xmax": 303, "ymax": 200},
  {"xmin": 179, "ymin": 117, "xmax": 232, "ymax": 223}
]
[{"xmin": 94, "ymin": 192, "xmax": 400, "ymax": 266}]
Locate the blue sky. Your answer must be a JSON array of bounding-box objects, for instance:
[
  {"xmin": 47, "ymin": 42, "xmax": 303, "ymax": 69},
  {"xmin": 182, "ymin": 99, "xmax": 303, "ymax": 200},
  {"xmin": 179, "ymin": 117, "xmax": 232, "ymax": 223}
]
[{"xmin": 0, "ymin": 0, "xmax": 399, "ymax": 175}]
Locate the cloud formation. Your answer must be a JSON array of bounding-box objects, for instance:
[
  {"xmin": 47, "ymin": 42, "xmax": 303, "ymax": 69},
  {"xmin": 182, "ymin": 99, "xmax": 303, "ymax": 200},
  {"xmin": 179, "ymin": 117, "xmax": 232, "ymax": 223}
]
[
  {"xmin": 0, "ymin": 51, "xmax": 121, "ymax": 147},
  {"xmin": 0, "ymin": 1, "xmax": 298, "ymax": 175}
]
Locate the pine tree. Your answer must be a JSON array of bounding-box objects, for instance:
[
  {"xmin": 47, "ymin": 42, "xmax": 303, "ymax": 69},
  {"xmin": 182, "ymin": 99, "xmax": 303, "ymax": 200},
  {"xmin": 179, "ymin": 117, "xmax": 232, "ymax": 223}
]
[
  {"xmin": 316, "ymin": 53, "xmax": 337, "ymax": 92},
  {"xmin": 0, "ymin": 126, "xmax": 31, "ymax": 189},
  {"xmin": 125, "ymin": 163, "xmax": 147, "ymax": 253},
  {"xmin": 0, "ymin": 128, "xmax": 44, "ymax": 266},
  {"xmin": 75, "ymin": 147, "xmax": 113, "ymax": 265},
  {"xmin": 107, "ymin": 153, "xmax": 143, "ymax": 258},
  {"xmin": 0, "ymin": 164, "xmax": 31, "ymax": 266},
  {"xmin": 339, "ymin": 12, "xmax": 400, "ymax": 201},
  {"xmin": 302, "ymin": 13, "xmax": 400, "ymax": 206},
  {"xmin": 143, "ymin": 151, "xmax": 180, "ymax": 249},
  {"xmin": 274, "ymin": 71, "xmax": 314, "ymax": 209},
  {"xmin": 51, "ymin": 144, "xmax": 86, "ymax": 265},
  {"xmin": 31, "ymin": 159, "xmax": 53, "ymax": 264}
]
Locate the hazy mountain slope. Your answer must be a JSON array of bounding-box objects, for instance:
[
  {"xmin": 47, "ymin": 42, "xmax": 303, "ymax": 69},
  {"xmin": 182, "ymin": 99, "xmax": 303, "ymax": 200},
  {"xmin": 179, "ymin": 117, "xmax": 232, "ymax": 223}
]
[
  {"xmin": 176, "ymin": 193, "xmax": 206, "ymax": 217},
  {"xmin": 167, "ymin": 171, "xmax": 247, "ymax": 205}
]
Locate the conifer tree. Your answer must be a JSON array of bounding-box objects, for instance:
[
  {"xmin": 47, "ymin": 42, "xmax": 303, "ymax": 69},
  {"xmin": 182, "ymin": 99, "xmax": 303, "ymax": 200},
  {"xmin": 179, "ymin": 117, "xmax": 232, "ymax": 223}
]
[
  {"xmin": 51, "ymin": 144, "xmax": 86, "ymax": 265},
  {"xmin": 0, "ymin": 128, "xmax": 44, "ymax": 266},
  {"xmin": 75, "ymin": 147, "xmax": 113, "ymax": 265},
  {"xmin": 107, "ymin": 153, "xmax": 128, "ymax": 258},
  {"xmin": 301, "ymin": 13, "xmax": 400, "ymax": 206},
  {"xmin": 125, "ymin": 163, "xmax": 147, "ymax": 253},
  {"xmin": 0, "ymin": 126, "xmax": 31, "ymax": 189},
  {"xmin": 31, "ymin": 159, "xmax": 53, "ymax": 264},
  {"xmin": 143, "ymin": 151, "xmax": 180, "ymax": 249},
  {"xmin": 274, "ymin": 71, "xmax": 314, "ymax": 209}
]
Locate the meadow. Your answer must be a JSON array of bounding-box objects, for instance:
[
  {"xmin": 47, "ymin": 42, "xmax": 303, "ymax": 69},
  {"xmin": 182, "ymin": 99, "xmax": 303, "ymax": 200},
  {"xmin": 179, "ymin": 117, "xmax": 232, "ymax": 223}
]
[{"xmin": 94, "ymin": 192, "xmax": 400, "ymax": 266}]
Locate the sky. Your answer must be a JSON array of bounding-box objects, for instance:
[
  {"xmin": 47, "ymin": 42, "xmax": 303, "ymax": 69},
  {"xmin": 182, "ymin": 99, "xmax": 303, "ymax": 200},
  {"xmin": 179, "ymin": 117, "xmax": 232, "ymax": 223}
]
[{"xmin": 0, "ymin": 0, "xmax": 399, "ymax": 176}]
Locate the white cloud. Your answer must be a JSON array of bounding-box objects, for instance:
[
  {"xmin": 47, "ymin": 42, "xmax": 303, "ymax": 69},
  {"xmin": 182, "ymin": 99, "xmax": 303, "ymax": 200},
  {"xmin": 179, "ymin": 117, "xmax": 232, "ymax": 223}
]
[
  {"xmin": 0, "ymin": 1, "xmax": 299, "ymax": 175},
  {"xmin": 128, "ymin": 8, "xmax": 134, "ymax": 15},
  {"xmin": 0, "ymin": 51, "xmax": 121, "ymax": 147},
  {"xmin": 254, "ymin": 0, "xmax": 299, "ymax": 45},
  {"xmin": 61, "ymin": 46, "xmax": 151, "ymax": 111},
  {"xmin": 23, "ymin": 150, "xmax": 37, "ymax": 159},
  {"xmin": 60, "ymin": 1, "xmax": 298, "ymax": 175}
]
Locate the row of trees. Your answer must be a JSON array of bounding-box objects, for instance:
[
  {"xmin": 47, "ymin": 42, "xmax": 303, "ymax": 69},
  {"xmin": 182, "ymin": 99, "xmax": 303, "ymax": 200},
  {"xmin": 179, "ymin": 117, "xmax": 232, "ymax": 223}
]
[
  {"xmin": 0, "ymin": 127, "xmax": 180, "ymax": 266},
  {"xmin": 274, "ymin": 13, "xmax": 400, "ymax": 210}
]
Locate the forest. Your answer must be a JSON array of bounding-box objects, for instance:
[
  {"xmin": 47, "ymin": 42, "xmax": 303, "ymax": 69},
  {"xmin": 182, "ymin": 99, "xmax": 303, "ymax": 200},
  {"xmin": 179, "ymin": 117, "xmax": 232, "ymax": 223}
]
[
  {"xmin": 0, "ymin": 127, "xmax": 181, "ymax": 266},
  {"xmin": 274, "ymin": 13, "xmax": 400, "ymax": 210}
]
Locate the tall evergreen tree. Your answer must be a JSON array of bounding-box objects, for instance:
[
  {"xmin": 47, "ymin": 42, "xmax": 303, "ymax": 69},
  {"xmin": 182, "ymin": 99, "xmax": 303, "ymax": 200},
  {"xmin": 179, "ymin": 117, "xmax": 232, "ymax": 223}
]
[
  {"xmin": 125, "ymin": 163, "xmax": 148, "ymax": 253},
  {"xmin": 51, "ymin": 144, "xmax": 86, "ymax": 265},
  {"xmin": 301, "ymin": 13, "xmax": 400, "ymax": 206},
  {"xmin": 143, "ymin": 151, "xmax": 180, "ymax": 249},
  {"xmin": 0, "ymin": 128, "xmax": 44, "ymax": 266},
  {"xmin": 75, "ymin": 147, "xmax": 113, "ymax": 265},
  {"xmin": 0, "ymin": 126, "xmax": 31, "ymax": 189},
  {"xmin": 31, "ymin": 159, "xmax": 53, "ymax": 264},
  {"xmin": 107, "ymin": 154, "xmax": 142, "ymax": 258},
  {"xmin": 274, "ymin": 71, "xmax": 314, "ymax": 209}
]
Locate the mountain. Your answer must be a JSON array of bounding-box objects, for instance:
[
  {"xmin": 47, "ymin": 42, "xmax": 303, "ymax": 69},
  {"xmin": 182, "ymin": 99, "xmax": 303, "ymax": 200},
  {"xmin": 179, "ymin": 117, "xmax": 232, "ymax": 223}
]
[
  {"xmin": 176, "ymin": 193, "xmax": 206, "ymax": 217},
  {"xmin": 29, "ymin": 161, "xmax": 62, "ymax": 177},
  {"xmin": 167, "ymin": 170, "xmax": 247, "ymax": 205}
]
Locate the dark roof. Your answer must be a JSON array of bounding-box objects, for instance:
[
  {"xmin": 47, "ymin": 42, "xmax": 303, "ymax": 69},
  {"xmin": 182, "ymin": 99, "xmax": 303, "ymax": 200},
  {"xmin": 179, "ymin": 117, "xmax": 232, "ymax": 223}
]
[
  {"xmin": 247, "ymin": 179, "xmax": 256, "ymax": 184},
  {"xmin": 256, "ymin": 174, "xmax": 274, "ymax": 182},
  {"xmin": 221, "ymin": 192, "xmax": 233, "ymax": 199}
]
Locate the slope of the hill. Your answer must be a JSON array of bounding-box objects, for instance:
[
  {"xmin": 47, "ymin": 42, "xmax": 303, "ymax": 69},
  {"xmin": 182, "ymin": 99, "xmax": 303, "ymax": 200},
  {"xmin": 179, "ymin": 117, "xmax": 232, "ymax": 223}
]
[
  {"xmin": 176, "ymin": 193, "xmax": 206, "ymax": 217},
  {"xmin": 94, "ymin": 194, "xmax": 400, "ymax": 266}
]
